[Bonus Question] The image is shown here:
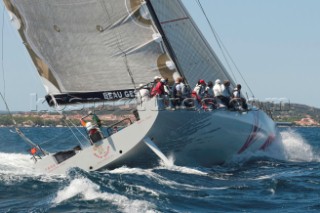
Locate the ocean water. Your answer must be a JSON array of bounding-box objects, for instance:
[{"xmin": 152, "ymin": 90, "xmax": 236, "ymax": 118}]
[{"xmin": 0, "ymin": 127, "xmax": 319, "ymax": 213}]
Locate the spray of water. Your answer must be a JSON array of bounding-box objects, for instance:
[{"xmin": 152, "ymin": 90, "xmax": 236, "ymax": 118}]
[
  {"xmin": 0, "ymin": 152, "xmax": 65, "ymax": 183},
  {"xmin": 0, "ymin": 152, "xmax": 35, "ymax": 180},
  {"xmin": 276, "ymin": 129, "xmax": 320, "ymax": 162},
  {"xmin": 52, "ymin": 177, "xmax": 156, "ymax": 213},
  {"xmin": 229, "ymin": 129, "xmax": 320, "ymax": 164}
]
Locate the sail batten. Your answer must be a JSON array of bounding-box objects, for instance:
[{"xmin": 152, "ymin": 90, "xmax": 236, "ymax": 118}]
[{"xmin": 160, "ymin": 17, "xmax": 189, "ymax": 25}]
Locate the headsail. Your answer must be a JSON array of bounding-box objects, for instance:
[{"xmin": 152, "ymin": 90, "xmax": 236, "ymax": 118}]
[{"xmin": 4, "ymin": 0, "xmax": 179, "ymax": 105}]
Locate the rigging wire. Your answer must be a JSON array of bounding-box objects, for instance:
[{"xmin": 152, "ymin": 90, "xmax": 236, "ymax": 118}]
[
  {"xmin": 1, "ymin": 5, "xmax": 5, "ymax": 98},
  {"xmin": 0, "ymin": 5, "xmax": 48, "ymax": 154},
  {"xmin": 0, "ymin": 7, "xmax": 41, "ymax": 150},
  {"xmin": 63, "ymin": 118, "xmax": 87, "ymax": 147},
  {"xmin": 48, "ymin": 94, "xmax": 89, "ymax": 146},
  {"xmin": 196, "ymin": 0, "xmax": 255, "ymax": 98},
  {"xmin": 65, "ymin": 117, "xmax": 89, "ymax": 143},
  {"xmin": 195, "ymin": 0, "xmax": 238, "ymax": 83},
  {"xmin": 0, "ymin": 90, "xmax": 47, "ymax": 154},
  {"xmin": 38, "ymin": 128, "xmax": 71, "ymax": 146}
]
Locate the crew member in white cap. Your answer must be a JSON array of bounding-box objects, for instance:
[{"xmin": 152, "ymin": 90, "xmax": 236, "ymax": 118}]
[
  {"xmin": 151, "ymin": 76, "xmax": 161, "ymax": 88},
  {"xmin": 137, "ymin": 83, "xmax": 150, "ymax": 102},
  {"xmin": 213, "ymin": 79, "xmax": 223, "ymax": 97}
]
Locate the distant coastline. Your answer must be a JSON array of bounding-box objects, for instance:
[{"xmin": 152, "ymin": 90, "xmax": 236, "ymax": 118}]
[
  {"xmin": 0, "ymin": 110, "xmax": 136, "ymax": 128},
  {"xmin": 276, "ymin": 106, "xmax": 319, "ymax": 127},
  {"xmin": 0, "ymin": 102, "xmax": 319, "ymax": 128}
]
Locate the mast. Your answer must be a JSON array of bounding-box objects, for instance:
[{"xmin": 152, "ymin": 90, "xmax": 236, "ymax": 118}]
[
  {"xmin": 145, "ymin": 0, "xmax": 188, "ymax": 85},
  {"xmin": 144, "ymin": 0, "xmax": 236, "ymax": 88}
]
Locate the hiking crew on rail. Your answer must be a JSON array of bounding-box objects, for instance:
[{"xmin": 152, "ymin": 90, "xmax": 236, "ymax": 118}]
[{"xmin": 138, "ymin": 76, "xmax": 248, "ymax": 111}]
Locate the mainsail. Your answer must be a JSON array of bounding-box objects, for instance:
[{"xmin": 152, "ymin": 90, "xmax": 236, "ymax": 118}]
[
  {"xmin": 148, "ymin": 0, "xmax": 235, "ymax": 87},
  {"xmin": 4, "ymin": 0, "xmax": 234, "ymax": 105}
]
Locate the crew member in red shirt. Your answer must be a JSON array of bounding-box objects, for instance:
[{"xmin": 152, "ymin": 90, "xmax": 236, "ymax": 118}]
[{"xmin": 151, "ymin": 78, "xmax": 165, "ymax": 97}]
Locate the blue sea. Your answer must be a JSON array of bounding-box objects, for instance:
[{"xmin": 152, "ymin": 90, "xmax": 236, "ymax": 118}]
[{"xmin": 0, "ymin": 127, "xmax": 319, "ymax": 212}]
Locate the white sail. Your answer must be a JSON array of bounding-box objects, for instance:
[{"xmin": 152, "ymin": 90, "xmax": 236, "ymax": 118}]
[{"xmin": 4, "ymin": 0, "xmax": 178, "ymax": 103}]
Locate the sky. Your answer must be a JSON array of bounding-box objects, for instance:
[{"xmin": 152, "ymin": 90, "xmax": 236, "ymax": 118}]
[{"xmin": 0, "ymin": 0, "xmax": 320, "ymax": 111}]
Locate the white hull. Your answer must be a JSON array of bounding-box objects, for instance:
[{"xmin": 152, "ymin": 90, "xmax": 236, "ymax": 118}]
[
  {"xmin": 108, "ymin": 107, "xmax": 279, "ymax": 168},
  {"xmin": 34, "ymin": 107, "xmax": 160, "ymax": 174},
  {"xmin": 34, "ymin": 100, "xmax": 279, "ymax": 174}
]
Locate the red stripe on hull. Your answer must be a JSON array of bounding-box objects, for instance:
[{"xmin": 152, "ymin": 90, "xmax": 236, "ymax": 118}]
[
  {"xmin": 259, "ymin": 135, "xmax": 275, "ymax": 150},
  {"xmin": 237, "ymin": 111, "xmax": 260, "ymax": 154}
]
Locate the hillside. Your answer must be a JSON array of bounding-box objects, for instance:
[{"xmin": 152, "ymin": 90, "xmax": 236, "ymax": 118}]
[
  {"xmin": 251, "ymin": 101, "xmax": 320, "ymax": 126},
  {"xmin": 0, "ymin": 103, "xmax": 319, "ymax": 127},
  {"xmin": 0, "ymin": 108, "xmax": 137, "ymax": 127}
]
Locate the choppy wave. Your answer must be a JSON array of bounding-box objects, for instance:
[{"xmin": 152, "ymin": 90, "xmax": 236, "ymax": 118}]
[
  {"xmin": 0, "ymin": 127, "xmax": 319, "ymax": 212},
  {"xmin": 0, "ymin": 152, "xmax": 36, "ymax": 183},
  {"xmin": 0, "ymin": 152, "xmax": 66, "ymax": 185},
  {"xmin": 53, "ymin": 177, "xmax": 156, "ymax": 213}
]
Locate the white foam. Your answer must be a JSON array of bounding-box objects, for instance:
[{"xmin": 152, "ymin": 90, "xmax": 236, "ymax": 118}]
[
  {"xmin": 0, "ymin": 152, "xmax": 65, "ymax": 182},
  {"xmin": 158, "ymin": 163, "xmax": 208, "ymax": 176},
  {"xmin": 278, "ymin": 130, "xmax": 320, "ymax": 162},
  {"xmin": 155, "ymin": 153, "xmax": 208, "ymax": 176},
  {"xmin": 53, "ymin": 178, "xmax": 156, "ymax": 213},
  {"xmin": 229, "ymin": 129, "xmax": 320, "ymax": 164},
  {"xmin": 0, "ymin": 152, "xmax": 35, "ymax": 181},
  {"xmin": 159, "ymin": 153, "xmax": 175, "ymax": 167},
  {"xmin": 132, "ymin": 185, "xmax": 160, "ymax": 198},
  {"xmin": 108, "ymin": 166, "xmax": 209, "ymax": 194},
  {"xmin": 108, "ymin": 167, "xmax": 177, "ymax": 191},
  {"xmin": 109, "ymin": 165, "xmax": 208, "ymax": 193},
  {"xmin": 109, "ymin": 166, "xmax": 156, "ymax": 177}
]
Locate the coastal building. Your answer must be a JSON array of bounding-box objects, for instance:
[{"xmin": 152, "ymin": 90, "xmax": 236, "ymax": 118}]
[{"xmin": 294, "ymin": 116, "xmax": 320, "ymax": 126}]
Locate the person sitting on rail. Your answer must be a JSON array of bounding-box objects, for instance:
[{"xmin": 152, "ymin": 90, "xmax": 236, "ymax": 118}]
[
  {"xmin": 151, "ymin": 78, "xmax": 165, "ymax": 97},
  {"xmin": 150, "ymin": 76, "xmax": 161, "ymax": 89},
  {"xmin": 172, "ymin": 77, "xmax": 184, "ymax": 107},
  {"xmin": 205, "ymin": 81, "xmax": 214, "ymax": 97},
  {"xmin": 80, "ymin": 112, "xmax": 104, "ymax": 144},
  {"xmin": 191, "ymin": 79, "xmax": 206, "ymax": 108},
  {"xmin": 230, "ymin": 84, "xmax": 248, "ymax": 110},
  {"xmin": 193, "ymin": 79, "xmax": 206, "ymax": 99},
  {"xmin": 163, "ymin": 78, "xmax": 172, "ymax": 107},
  {"xmin": 213, "ymin": 79, "xmax": 229, "ymax": 107},
  {"xmin": 220, "ymin": 80, "xmax": 232, "ymax": 107},
  {"xmin": 137, "ymin": 83, "xmax": 150, "ymax": 103},
  {"xmin": 203, "ymin": 81, "xmax": 217, "ymax": 110},
  {"xmin": 84, "ymin": 122, "xmax": 103, "ymax": 144}
]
